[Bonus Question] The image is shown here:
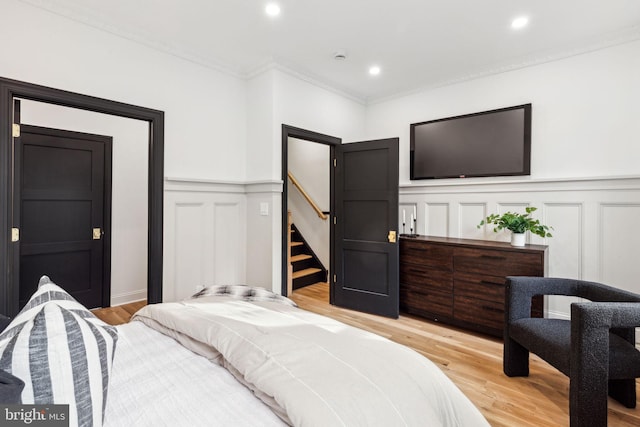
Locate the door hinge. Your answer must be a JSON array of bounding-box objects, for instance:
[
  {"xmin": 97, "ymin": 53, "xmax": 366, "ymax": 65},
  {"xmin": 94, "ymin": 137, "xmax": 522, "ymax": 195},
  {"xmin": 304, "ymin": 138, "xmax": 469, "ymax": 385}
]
[
  {"xmin": 333, "ymin": 216, "xmax": 336, "ymax": 225},
  {"xmin": 333, "ymin": 158, "xmax": 336, "ymax": 167},
  {"xmin": 11, "ymin": 228, "xmax": 19, "ymax": 242},
  {"xmin": 333, "ymin": 274, "xmax": 337, "ymax": 283},
  {"xmin": 12, "ymin": 124, "xmax": 20, "ymax": 138},
  {"xmin": 388, "ymin": 230, "xmax": 397, "ymax": 243}
]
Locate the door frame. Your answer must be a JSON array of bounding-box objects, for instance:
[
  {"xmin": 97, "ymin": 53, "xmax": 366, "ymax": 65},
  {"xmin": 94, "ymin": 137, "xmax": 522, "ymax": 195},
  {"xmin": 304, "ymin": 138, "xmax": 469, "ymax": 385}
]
[
  {"xmin": 16, "ymin": 124, "xmax": 113, "ymax": 309},
  {"xmin": 0, "ymin": 77, "xmax": 164, "ymax": 316},
  {"xmin": 280, "ymin": 125, "xmax": 340, "ymax": 298}
]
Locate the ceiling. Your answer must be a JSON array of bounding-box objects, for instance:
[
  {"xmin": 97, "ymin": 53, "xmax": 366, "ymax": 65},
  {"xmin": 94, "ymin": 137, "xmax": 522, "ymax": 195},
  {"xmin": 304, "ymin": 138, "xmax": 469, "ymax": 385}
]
[{"xmin": 22, "ymin": 0, "xmax": 640, "ymax": 103}]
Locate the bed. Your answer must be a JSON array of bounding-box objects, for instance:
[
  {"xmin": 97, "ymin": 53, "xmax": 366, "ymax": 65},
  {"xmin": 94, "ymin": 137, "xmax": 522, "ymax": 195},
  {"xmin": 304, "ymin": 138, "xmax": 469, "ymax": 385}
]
[{"xmin": 0, "ymin": 277, "xmax": 489, "ymax": 427}]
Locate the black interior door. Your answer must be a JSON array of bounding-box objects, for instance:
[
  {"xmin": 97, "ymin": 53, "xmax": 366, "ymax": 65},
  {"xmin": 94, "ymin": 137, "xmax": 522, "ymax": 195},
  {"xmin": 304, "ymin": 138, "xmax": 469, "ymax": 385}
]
[
  {"xmin": 14, "ymin": 124, "xmax": 112, "ymax": 309},
  {"xmin": 334, "ymin": 138, "xmax": 399, "ymax": 318}
]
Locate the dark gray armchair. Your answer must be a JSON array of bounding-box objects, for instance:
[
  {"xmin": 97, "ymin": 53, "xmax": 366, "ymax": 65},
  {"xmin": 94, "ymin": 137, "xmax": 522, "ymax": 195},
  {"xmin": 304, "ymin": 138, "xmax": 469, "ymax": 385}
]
[{"xmin": 504, "ymin": 276, "xmax": 640, "ymax": 427}]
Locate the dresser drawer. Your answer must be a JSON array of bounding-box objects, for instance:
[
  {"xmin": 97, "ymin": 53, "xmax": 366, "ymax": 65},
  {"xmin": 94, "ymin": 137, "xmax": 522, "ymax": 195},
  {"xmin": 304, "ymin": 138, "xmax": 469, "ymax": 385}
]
[
  {"xmin": 454, "ymin": 247, "xmax": 542, "ymax": 277},
  {"xmin": 400, "ymin": 283, "xmax": 453, "ymax": 318},
  {"xmin": 400, "ymin": 263, "xmax": 452, "ymax": 293},
  {"xmin": 454, "ymin": 271, "xmax": 505, "ymax": 302},
  {"xmin": 454, "ymin": 295, "xmax": 503, "ymax": 332},
  {"xmin": 400, "ymin": 240, "xmax": 453, "ymax": 270}
]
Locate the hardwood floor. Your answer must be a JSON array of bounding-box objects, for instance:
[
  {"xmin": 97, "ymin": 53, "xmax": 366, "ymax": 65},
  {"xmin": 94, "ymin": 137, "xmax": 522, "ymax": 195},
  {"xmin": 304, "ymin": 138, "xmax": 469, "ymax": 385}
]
[
  {"xmin": 290, "ymin": 283, "xmax": 640, "ymax": 427},
  {"xmin": 92, "ymin": 300, "xmax": 146, "ymax": 325},
  {"xmin": 93, "ymin": 284, "xmax": 640, "ymax": 426}
]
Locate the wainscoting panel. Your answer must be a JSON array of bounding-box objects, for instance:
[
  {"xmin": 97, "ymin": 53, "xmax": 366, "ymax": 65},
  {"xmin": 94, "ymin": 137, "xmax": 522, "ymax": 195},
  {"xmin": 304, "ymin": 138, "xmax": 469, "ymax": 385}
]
[
  {"xmin": 459, "ymin": 203, "xmax": 487, "ymax": 240},
  {"xmin": 425, "ymin": 203, "xmax": 449, "ymax": 237},
  {"xmin": 174, "ymin": 203, "xmax": 206, "ymax": 300},
  {"xmin": 399, "ymin": 176, "xmax": 640, "ymax": 319},
  {"xmin": 164, "ymin": 179, "xmax": 247, "ymax": 302},
  {"xmin": 600, "ymin": 203, "xmax": 640, "ymax": 292},
  {"xmin": 545, "ymin": 203, "xmax": 583, "ymax": 279},
  {"xmin": 213, "ymin": 203, "xmax": 242, "ymax": 285}
]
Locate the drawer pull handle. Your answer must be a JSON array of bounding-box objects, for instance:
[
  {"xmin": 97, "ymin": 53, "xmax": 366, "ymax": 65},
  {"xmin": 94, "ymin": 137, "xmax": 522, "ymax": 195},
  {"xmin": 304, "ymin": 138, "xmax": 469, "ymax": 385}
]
[
  {"xmin": 480, "ymin": 255, "xmax": 506, "ymax": 260},
  {"xmin": 480, "ymin": 280, "xmax": 504, "ymax": 286},
  {"xmin": 482, "ymin": 305, "xmax": 503, "ymax": 313}
]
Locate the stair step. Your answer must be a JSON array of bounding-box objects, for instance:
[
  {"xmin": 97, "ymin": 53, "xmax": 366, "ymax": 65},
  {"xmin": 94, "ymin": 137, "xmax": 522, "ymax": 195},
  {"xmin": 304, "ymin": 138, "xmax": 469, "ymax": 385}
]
[
  {"xmin": 290, "ymin": 241, "xmax": 303, "ymax": 247},
  {"xmin": 292, "ymin": 268, "xmax": 322, "ymax": 280},
  {"xmin": 291, "ymin": 254, "xmax": 312, "ymax": 263}
]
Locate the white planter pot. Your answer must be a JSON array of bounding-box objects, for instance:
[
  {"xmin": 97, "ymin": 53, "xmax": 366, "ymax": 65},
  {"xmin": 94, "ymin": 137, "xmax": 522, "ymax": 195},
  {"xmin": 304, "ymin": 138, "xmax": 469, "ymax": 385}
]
[{"xmin": 511, "ymin": 232, "xmax": 526, "ymax": 247}]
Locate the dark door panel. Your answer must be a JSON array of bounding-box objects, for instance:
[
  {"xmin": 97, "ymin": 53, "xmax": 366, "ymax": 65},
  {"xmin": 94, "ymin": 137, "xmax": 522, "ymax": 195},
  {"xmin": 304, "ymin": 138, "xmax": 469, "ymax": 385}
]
[
  {"xmin": 343, "ymin": 242, "xmax": 390, "ymax": 294},
  {"xmin": 334, "ymin": 138, "xmax": 399, "ymax": 318},
  {"xmin": 15, "ymin": 125, "xmax": 111, "ymax": 309}
]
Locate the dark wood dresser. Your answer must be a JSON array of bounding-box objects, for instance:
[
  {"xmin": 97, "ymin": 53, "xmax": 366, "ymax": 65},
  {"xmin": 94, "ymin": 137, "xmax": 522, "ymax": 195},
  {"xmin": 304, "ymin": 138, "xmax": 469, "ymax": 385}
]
[{"xmin": 399, "ymin": 236, "xmax": 548, "ymax": 338}]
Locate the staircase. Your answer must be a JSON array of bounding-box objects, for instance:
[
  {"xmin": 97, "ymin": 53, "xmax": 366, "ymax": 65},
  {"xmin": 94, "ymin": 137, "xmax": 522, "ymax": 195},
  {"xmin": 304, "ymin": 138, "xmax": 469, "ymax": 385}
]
[{"xmin": 289, "ymin": 224, "xmax": 327, "ymax": 290}]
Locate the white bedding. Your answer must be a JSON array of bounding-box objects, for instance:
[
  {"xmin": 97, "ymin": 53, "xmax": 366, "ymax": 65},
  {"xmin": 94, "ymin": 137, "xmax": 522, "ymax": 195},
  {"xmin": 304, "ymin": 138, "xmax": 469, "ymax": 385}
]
[
  {"xmin": 104, "ymin": 321, "xmax": 287, "ymax": 427},
  {"xmin": 133, "ymin": 292, "xmax": 490, "ymax": 427}
]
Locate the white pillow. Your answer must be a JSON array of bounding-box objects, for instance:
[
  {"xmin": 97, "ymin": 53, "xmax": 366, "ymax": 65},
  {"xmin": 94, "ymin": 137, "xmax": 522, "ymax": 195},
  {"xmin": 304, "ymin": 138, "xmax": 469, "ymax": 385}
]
[{"xmin": 0, "ymin": 276, "xmax": 118, "ymax": 427}]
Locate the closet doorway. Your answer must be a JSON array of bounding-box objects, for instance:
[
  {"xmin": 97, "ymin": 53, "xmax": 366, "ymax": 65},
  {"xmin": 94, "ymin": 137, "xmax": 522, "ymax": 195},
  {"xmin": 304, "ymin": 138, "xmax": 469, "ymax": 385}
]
[{"xmin": 0, "ymin": 77, "xmax": 164, "ymax": 316}]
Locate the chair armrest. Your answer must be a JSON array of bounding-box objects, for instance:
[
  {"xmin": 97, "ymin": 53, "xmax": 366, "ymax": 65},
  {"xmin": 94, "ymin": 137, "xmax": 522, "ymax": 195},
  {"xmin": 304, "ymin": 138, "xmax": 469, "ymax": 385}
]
[
  {"xmin": 572, "ymin": 302, "xmax": 640, "ymax": 330},
  {"xmin": 505, "ymin": 277, "xmax": 640, "ymax": 323},
  {"xmin": 572, "ymin": 301, "xmax": 640, "ymax": 351},
  {"xmin": 506, "ymin": 277, "xmax": 582, "ymax": 322}
]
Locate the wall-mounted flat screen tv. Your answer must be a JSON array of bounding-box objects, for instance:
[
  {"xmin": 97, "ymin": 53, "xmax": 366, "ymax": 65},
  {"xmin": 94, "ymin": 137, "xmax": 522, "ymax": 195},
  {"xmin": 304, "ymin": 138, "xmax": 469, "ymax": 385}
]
[{"xmin": 410, "ymin": 104, "xmax": 531, "ymax": 180}]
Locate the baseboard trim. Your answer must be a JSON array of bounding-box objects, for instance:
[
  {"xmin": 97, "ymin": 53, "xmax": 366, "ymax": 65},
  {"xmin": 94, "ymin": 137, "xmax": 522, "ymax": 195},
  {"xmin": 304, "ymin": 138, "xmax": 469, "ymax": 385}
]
[{"xmin": 111, "ymin": 289, "xmax": 147, "ymax": 307}]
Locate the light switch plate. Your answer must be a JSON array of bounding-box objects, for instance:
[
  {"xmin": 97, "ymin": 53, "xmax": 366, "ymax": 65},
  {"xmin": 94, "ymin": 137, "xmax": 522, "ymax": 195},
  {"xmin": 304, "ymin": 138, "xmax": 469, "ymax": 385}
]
[{"xmin": 260, "ymin": 202, "xmax": 269, "ymax": 216}]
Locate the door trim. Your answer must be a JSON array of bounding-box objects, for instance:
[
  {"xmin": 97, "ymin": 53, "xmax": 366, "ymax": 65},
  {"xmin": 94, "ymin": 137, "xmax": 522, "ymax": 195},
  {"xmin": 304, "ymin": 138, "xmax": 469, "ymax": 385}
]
[
  {"xmin": 281, "ymin": 125, "xmax": 340, "ymax": 298},
  {"xmin": 0, "ymin": 77, "xmax": 164, "ymax": 316}
]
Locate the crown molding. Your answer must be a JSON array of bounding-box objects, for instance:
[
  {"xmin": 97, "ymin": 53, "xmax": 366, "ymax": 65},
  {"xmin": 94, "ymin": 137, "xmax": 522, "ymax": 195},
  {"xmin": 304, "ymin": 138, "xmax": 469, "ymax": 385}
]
[
  {"xmin": 246, "ymin": 60, "xmax": 367, "ymax": 105},
  {"xmin": 369, "ymin": 24, "xmax": 640, "ymax": 105},
  {"xmin": 19, "ymin": 0, "xmax": 245, "ymax": 79},
  {"xmin": 19, "ymin": 0, "xmax": 640, "ymax": 105}
]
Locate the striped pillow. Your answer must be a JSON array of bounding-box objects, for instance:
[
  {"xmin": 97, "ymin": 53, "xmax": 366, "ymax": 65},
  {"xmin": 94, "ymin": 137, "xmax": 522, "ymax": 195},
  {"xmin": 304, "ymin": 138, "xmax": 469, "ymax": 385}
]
[{"xmin": 0, "ymin": 276, "xmax": 117, "ymax": 427}]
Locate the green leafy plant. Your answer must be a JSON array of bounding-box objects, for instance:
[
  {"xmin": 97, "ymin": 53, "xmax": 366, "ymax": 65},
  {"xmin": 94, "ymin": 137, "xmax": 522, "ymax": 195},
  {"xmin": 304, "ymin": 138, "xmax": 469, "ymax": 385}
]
[{"xmin": 477, "ymin": 207, "xmax": 553, "ymax": 238}]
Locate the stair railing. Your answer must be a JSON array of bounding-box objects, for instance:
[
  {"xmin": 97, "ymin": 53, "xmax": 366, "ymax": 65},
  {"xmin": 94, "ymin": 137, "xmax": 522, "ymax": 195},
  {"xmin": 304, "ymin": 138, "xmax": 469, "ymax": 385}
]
[
  {"xmin": 287, "ymin": 211, "xmax": 293, "ymax": 296},
  {"xmin": 287, "ymin": 171, "xmax": 328, "ymax": 220}
]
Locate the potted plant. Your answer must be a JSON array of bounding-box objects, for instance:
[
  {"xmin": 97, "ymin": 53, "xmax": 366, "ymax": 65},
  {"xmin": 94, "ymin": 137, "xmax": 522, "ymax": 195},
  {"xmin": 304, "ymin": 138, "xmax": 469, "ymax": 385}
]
[{"xmin": 477, "ymin": 207, "xmax": 552, "ymax": 246}]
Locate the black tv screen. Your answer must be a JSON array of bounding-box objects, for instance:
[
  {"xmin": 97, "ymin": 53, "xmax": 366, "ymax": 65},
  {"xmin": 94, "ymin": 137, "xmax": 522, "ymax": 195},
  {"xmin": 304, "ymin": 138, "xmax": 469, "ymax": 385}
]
[{"xmin": 410, "ymin": 104, "xmax": 531, "ymax": 180}]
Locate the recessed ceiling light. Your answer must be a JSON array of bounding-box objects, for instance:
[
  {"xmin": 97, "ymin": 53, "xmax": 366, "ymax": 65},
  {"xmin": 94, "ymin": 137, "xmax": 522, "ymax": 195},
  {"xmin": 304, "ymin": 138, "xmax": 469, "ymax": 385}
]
[
  {"xmin": 511, "ymin": 16, "xmax": 529, "ymax": 30},
  {"xmin": 369, "ymin": 66, "xmax": 381, "ymax": 76},
  {"xmin": 265, "ymin": 3, "xmax": 281, "ymax": 17}
]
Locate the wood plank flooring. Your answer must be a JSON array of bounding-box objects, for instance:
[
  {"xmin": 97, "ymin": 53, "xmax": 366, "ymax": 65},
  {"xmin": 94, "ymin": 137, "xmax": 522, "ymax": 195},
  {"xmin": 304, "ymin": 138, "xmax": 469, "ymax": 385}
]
[
  {"xmin": 93, "ymin": 283, "xmax": 640, "ymax": 426},
  {"xmin": 92, "ymin": 300, "xmax": 146, "ymax": 325}
]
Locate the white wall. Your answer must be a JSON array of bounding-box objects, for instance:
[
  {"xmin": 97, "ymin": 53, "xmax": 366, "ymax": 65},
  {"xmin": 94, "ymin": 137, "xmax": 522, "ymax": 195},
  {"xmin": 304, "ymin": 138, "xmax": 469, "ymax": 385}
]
[
  {"xmin": 370, "ymin": 40, "xmax": 640, "ymax": 319},
  {"xmin": 2, "ymin": 0, "xmax": 247, "ymax": 182},
  {"xmin": 245, "ymin": 67, "xmax": 367, "ymax": 292},
  {"xmin": 19, "ymin": 100, "xmax": 148, "ymax": 306},
  {"xmin": 288, "ymin": 138, "xmax": 330, "ymax": 269},
  {"xmin": 10, "ymin": 0, "xmax": 639, "ymax": 310},
  {"xmin": 367, "ymin": 39, "xmax": 640, "ymax": 184},
  {"xmin": 2, "ymin": 0, "xmax": 251, "ymax": 302}
]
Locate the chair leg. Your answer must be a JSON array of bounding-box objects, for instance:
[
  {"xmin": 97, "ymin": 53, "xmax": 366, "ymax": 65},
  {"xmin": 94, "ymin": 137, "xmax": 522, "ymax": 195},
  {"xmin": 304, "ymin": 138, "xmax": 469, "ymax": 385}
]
[
  {"xmin": 609, "ymin": 379, "xmax": 637, "ymax": 408},
  {"xmin": 503, "ymin": 336, "xmax": 529, "ymax": 377},
  {"xmin": 570, "ymin": 369, "xmax": 608, "ymax": 427}
]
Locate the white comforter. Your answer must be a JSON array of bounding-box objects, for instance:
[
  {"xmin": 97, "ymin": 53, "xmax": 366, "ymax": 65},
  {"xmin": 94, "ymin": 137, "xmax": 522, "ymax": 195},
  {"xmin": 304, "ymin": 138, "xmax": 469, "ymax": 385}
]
[
  {"xmin": 132, "ymin": 293, "xmax": 489, "ymax": 427},
  {"xmin": 104, "ymin": 321, "xmax": 286, "ymax": 427}
]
